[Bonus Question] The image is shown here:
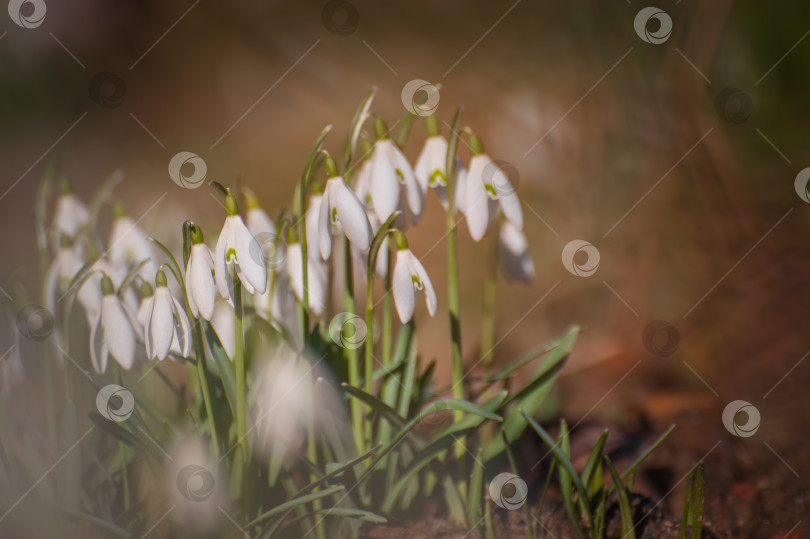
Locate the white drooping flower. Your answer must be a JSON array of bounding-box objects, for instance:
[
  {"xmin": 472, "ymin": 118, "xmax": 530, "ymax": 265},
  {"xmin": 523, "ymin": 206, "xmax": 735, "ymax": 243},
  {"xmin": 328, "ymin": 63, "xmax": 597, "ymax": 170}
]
[
  {"xmin": 414, "ymin": 116, "xmax": 448, "ymax": 193},
  {"xmin": 306, "ymin": 192, "xmax": 323, "ymax": 261},
  {"xmin": 286, "ymin": 241, "xmax": 327, "ymax": 315},
  {"xmin": 391, "ymin": 233, "xmax": 437, "ymax": 324},
  {"xmin": 244, "ymin": 191, "xmax": 276, "ymax": 241},
  {"xmin": 108, "ymin": 205, "xmax": 157, "ymax": 282},
  {"xmin": 318, "ymin": 156, "xmax": 372, "ymax": 260},
  {"xmin": 215, "ymin": 192, "xmax": 267, "ymax": 300},
  {"xmin": 464, "ymin": 132, "xmax": 523, "ymax": 241},
  {"xmin": 90, "ymin": 275, "xmax": 136, "ymax": 373},
  {"xmin": 43, "ymin": 235, "xmax": 84, "ymax": 318},
  {"xmin": 52, "ymin": 179, "xmax": 90, "ymax": 240},
  {"xmin": 185, "ymin": 224, "xmax": 216, "ymax": 321},
  {"xmin": 498, "ymin": 221, "xmax": 534, "ymax": 285},
  {"xmin": 369, "ymin": 118, "xmax": 423, "ymax": 222},
  {"xmin": 143, "ymin": 270, "xmax": 192, "ymax": 361},
  {"xmin": 353, "ymin": 143, "xmax": 374, "ymax": 209}
]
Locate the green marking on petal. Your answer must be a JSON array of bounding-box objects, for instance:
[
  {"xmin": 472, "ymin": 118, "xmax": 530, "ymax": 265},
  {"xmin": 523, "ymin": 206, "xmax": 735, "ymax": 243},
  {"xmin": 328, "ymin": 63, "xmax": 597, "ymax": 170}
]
[
  {"xmin": 485, "ymin": 184, "xmax": 499, "ymax": 199},
  {"xmin": 226, "ymin": 247, "xmax": 237, "ymax": 261},
  {"xmin": 429, "ymin": 170, "xmax": 446, "ymax": 187},
  {"xmin": 396, "ymin": 169, "xmax": 405, "ymax": 184},
  {"xmin": 331, "ymin": 206, "xmax": 338, "ymax": 224},
  {"xmin": 411, "ymin": 274, "xmax": 423, "ymax": 290}
]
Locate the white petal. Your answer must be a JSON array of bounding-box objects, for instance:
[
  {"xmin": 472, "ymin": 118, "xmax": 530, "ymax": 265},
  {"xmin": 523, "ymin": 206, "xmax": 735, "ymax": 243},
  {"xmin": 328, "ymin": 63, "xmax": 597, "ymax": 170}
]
[
  {"xmin": 354, "ymin": 160, "xmax": 373, "ymax": 207},
  {"xmin": 370, "ymin": 141, "xmax": 401, "ymax": 219},
  {"xmin": 188, "ymin": 244, "xmax": 216, "ymax": 320},
  {"xmin": 499, "ymin": 222, "xmax": 534, "ymax": 284},
  {"xmin": 149, "ymin": 289, "xmax": 175, "ymax": 360},
  {"xmin": 410, "ymin": 255, "xmax": 437, "ymax": 317},
  {"xmin": 102, "ymin": 295, "xmax": 135, "ymax": 369},
  {"xmin": 392, "ymin": 251, "xmax": 415, "ymax": 324},
  {"xmin": 306, "ymin": 194, "xmax": 323, "ymax": 261},
  {"xmin": 214, "ymin": 219, "xmax": 231, "ymax": 299},
  {"xmin": 53, "ymin": 194, "xmax": 90, "ymax": 237},
  {"xmin": 89, "ymin": 316, "xmax": 104, "ymax": 374},
  {"xmin": 455, "ymin": 161, "xmax": 467, "ymax": 215},
  {"xmin": 142, "ymin": 296, "xmax": 155, "ymax": 358},
  {"xmin": 306, "ymin": 259, "xmax": 327, "ymax": 315},
  {"xmin": 233, "ymin": 217, "xmax": 267, "ymax": 294},
  {"xmin": 497, "ymin": 184, "xmax": 524, "ymax": 229},
  {"xmin": 318, "ymin": 190, "xmax": 332, "ymax": 260},
  {"xmin": 333, "ymin": 178, "xmax": 372, "ymax": 251},
  {"xmin": 390, "ymin": 143, "xmax": 423, "ymax": 218},
  {"xmin": 286, "ymin": 243, "xmax": 305, "ymax": 305},
  {"xmin": 246, "ymin": 207, "xmax": 275, "ymax": 236},
  {"xmin": 172, "ymin": 296, "xmax": 193, "ymax": 357},
  {"xmin": 211, "ymin": 302, "xmax": 236, "ymax": 359},
  {"xmin": 465, "ymin": 156, "xmax": 490, "ymax": 241}
]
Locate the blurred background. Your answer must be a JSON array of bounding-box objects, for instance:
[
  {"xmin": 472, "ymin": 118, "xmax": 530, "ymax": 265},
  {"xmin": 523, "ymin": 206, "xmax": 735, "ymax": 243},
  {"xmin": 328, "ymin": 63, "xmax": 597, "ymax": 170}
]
[{"xmin": 2, "ymin": 0, "xmax": 810, "ymax": 536}]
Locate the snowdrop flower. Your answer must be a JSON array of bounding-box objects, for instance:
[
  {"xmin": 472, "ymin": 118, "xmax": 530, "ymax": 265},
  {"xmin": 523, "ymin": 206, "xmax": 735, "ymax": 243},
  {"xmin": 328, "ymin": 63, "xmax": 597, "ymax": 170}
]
[
  {"xmin": 136, "ymin": 281, "xmax": 153, "ymax": 338},
  {"xmin": 43, "ymin": 235, "xmax": 84, "ymax": 317},
  {"xmin": 414, "ymin": 115, "xmax": 448, "ymax": 193},
  {"xmin": 286, "ymin": 236, "xmax": 326, "ymax": 315},
  {"xmin": 369, "ymin": 118, "xmax": 423, "ymax": 222},
  {"xmin": 210, "ymin": 302, "xmax": 236, "ymax": 359},
  {"xmin": 305, "ymin": 190, "xmax": 323, "ymax": 261},
  {"xmin": 498, "ymin": 221, "xmax": 534, "ymax": 285},
  {"xmin": 464, "ymin": 132, "xmax": 523, "ymax": 241},
  {"xmin": 318, "ymin": 156, "xmax": 372, "ymax": 260},
  {"xmin": 353, "ymin": 141, "xmax": 374, "ymax": 209},
  {"xmin": 244, "ymin": 190, "xmax": 276, "ymax": 240},
  {"xmin": 143, "ymin": 270, "xmax": 192, "ymax": 360},
  {"xmin": 185, "ymin": 224, "xmax": 216, "ymax": 320},
  {"xmin": 52, "ymin": 178, "xmax": 90, "ymax": 240},
  {"xmin": 108, "ymin": 204, "xmax": 157, "ymax": 281},
  {"xmin": 392, "ymin": 232, "xmax": 437, "ymax": 324},
  {"xmin": 90, "ymin": 275, "xmax": 136, "ymax": 373},
  {"xmin": 215, "ymin": 191, "xmax": 267, "ymax": 300}
]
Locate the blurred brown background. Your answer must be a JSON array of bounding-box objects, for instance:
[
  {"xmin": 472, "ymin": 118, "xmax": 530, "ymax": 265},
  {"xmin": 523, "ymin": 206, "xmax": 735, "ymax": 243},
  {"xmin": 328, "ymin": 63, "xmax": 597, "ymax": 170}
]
[{"xmin": 2, "ymin": 0, "xmax": 810, "ymax": 535}]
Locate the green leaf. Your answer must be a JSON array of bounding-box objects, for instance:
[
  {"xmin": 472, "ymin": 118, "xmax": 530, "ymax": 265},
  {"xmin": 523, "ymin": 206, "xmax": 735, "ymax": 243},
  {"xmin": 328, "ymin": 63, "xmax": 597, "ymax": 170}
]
[
  {"xmin": 445, "ymin": 107, "xmax": 463, "ymax": 212},
  {"xmin": 394, "ymin": 112, "xmax": 416, "ymax": 149},
  {"xmin": 690, "ymin": 462, "xmax": 705, "ymax": 539},
  {"xmin": 245, "ymin": 484, "xmax": 345, "ymax": 528},
  {"xmin": 581, "ymin": 429, "xmax": 608, "ymax": 493},
  {"xmin": 606, "ymin": 456, "xmax": 636, "ymax": 539},
  {"xmin": 466, "ymin": 447, "xmax": 484, "ymax": 530},
  {"xmin": 56, "ymin": 401, "xmax": 81, "ymax": 512},
  {"xmin": 34, "ymin": 157, "xmax": 58, "ymax": 257},
  {"xmin": 340, "ymin": 382, "xmax": 407, "ymax": 432},
  {"xmin": 150, "ymin": 238, "xmax": 184, "ymax": 290},
  {"xmin": 443, "ymin": 474, "xmax": 467, "ymax": 524},
  {"xmin": 557, "ymin": 420, "xmax": 586, "ymax": 539},
  {"xmin": 202, "ymin": 319, "xmax": 238, "ymax": 421},
  {"xmin": 484, "ymin": 337, "xmax": 562, "ymax": 382},
  {"xmin": 343, "ymin": 87, "xmax": 377, "ymax": 170},
  {"xmin": 612, "ymin": 424, "xmax": 675, "ymax": 494},
  {"xmin": 484, "ymin": 326, "xmax": 579, "ymax": 462},
  {"xmin": 367, "ymin": 211, "xmax": 399, "ymax": 283},
  {"xmin": 88, "ymin": 169, "xmax": 123, "ymax": 223}
]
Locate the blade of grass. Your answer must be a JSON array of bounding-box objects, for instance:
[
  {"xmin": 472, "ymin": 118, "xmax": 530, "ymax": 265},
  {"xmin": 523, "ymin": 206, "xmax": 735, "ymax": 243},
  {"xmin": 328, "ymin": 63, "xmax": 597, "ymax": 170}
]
[{"xmin": 606, "ymin": 456, "xmax": 636, "ymax": 539}]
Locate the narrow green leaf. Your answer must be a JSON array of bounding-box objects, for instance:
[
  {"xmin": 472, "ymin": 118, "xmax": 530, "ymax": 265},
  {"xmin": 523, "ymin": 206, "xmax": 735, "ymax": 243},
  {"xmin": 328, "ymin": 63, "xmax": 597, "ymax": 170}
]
[
  {"xmin": 88, "ymin": 169, "xmax": 123, "ymax": 223},
  {"xmin": 557, "ymin": 420, "xmax": 586, "ymax": 539},
  {"xmin": 443, "ymin": 474, "xmax": 467, "ymax": 524},
  {"xmin": 150, "ymin": 238, "xmax": 184, "ymax": 289},
  {"xmin": 343, "ymin": 87, "xmax": 377, "ymax": 169},
  {"xmin": 341, "ymin": 383, "xmax": 406, "ymax": 431},
  {"xmin": 56, "ymin": 401, "xmax": 81, "ymax": 512},
  {"xmin": 202, "ymin": 319, "xmax": 238, "ymax": 421},
  {"xmin": 691, "ymin": 462, "xmax": 705, "ymax": 539},
  {"xmin": 581, "ymin": 430, "xmax": 608, "ymax": 492},
  {"xmin": 606, "ymin": 456, "xmax": 636, "ymax": 539},
  {"xmin": 466, "ymin": 447, "xmax": 484, "ymax": 530},
  {"xmin": 245, "ymin": 484, "xmax": 344, "ymax": 528},
  {"xmin": 679, "ymin": 466, "xmax": 694, "ymax": 539},
  {"xmin": 611, "ymin": 424, "xmax": 676, "ymax": 495},
  {"xmin": 394, "ymin": 112, "xmax": 416, "ymax": 149}
]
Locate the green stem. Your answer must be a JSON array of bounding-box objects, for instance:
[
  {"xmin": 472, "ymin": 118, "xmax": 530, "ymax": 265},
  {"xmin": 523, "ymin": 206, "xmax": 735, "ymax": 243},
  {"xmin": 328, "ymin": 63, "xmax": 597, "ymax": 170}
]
[
  {"xmin": 193, "ymin": 320, "xmax": 219, "ymax": 459},
  {"xmin": 343, "ymin": 237, "xmax": 364, "ymax": 455},
  {"xmin": 233, "ymin": 280, "xmax": 249, "ymax": 514},
  {"xmin": 382, "ymin": 243, "xmax": 394, "ymax": 367},
  {"xmin": 114, "ymin": 367, "xmax": 130, "ymax": 510},
  {"xmin": 481, "ymin": 233, "xmax": 498, "ymax": 368}
]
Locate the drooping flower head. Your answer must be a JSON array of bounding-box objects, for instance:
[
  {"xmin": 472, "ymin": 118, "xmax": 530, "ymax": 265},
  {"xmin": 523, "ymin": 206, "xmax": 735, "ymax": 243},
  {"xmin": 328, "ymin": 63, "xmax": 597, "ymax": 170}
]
[
  {"xmin": 391, "ymin": 232, "xmax": 437, "ymax": 324},
  {"xmin": 143, "ymin": 269, "xmax": 192, "ymax": 361},
  {"xmin": 369, "ymin": 117, "xmax": 423, "ymax": 223},
  {"xmin": 414, "ymin": 114, "xmax": 448, "ymax": 192},
  {"xmin": 464, "ymin": 131, "xmax": 523, "ymax": 241},
  {"xmin": 215, "ymin": 190, "xmax": 267, "ymax": 301},
  {"xmin": 52, "ymin": 177, "xmax": 90, "ymax": 242},
  {"xmin": 317, "ymin": 155, "xmax": 372, "ymax": 260},
  {"xmin": 108, "ymin": 203, "xmax": 157, "ymax": 282},
  {"xmin": 185, "ymin": 224, "xmax": 216, "ymax": 321},
  {"xmin": 498, "ymin": 221, "xmax": 534, "ymax": 285},
  {"xmin": 285, "ymin": 228, "xmax": 326, "ymax": 315},
  {"xmin": 91, "ymin": 275, "xmax": 136, "ymax": 373}
]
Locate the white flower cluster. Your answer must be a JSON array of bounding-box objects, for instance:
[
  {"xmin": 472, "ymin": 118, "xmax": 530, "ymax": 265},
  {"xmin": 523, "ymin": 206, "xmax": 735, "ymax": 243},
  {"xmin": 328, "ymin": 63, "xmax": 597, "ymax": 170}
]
[{"xmin": 43, "ymin": 111, "xmax": 533, "ymax": 374}]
